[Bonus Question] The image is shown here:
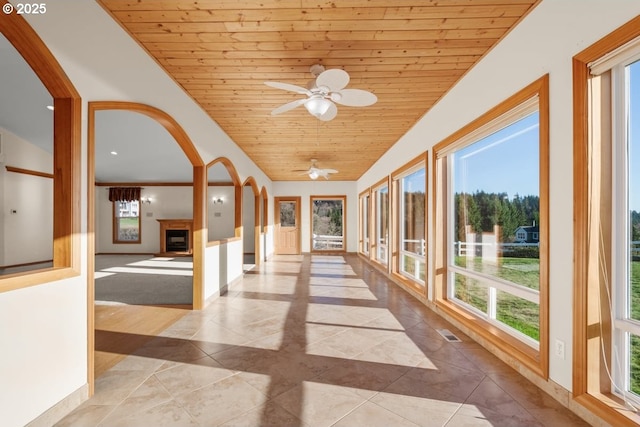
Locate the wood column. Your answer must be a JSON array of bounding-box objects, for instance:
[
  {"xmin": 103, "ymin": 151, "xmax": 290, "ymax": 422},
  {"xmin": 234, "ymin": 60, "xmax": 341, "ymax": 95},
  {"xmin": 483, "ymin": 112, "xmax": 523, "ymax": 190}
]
[{"xmin": 192, "ymin": 165, "xmax": 206, "ymax": 309}]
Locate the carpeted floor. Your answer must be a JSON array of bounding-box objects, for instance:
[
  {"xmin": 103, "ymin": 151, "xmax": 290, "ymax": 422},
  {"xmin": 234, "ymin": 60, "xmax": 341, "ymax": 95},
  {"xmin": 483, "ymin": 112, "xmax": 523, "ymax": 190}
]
[{"xmin": 95, "ymin": 254, "xmax": 193, "ymax": 305}]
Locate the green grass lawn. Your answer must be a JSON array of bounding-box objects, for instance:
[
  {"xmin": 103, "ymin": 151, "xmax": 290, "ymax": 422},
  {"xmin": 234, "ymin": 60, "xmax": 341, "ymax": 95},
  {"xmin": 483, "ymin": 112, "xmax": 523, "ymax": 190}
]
[
  {"xmin": 454, "ymin": 255, "xmax": 540, "ymax": 341},
  {"xmin": 117, "ymin": 217, "xmax": 139, "ymax": 240}
]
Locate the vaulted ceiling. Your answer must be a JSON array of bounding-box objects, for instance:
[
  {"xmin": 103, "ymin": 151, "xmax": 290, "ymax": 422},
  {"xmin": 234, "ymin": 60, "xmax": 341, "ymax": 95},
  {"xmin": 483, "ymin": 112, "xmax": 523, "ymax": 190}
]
[{"xmin": 99, "ymin": 0, "xmax": 539, "ymax": 181}]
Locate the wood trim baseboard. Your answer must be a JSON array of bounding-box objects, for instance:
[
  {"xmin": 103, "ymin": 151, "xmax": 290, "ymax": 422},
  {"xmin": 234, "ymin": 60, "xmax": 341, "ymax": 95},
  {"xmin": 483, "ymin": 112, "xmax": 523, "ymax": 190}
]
[{"xmin": 0, "ymin": 259, "xmax": 52, "ymax": 269}]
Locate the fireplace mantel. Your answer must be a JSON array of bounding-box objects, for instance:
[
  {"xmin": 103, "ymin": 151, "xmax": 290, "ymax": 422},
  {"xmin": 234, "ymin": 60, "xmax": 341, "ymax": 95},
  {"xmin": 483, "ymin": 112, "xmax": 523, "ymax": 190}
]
[{"xmin": 157, "ymin": 219, "xmax": 193, "ymax": 256}]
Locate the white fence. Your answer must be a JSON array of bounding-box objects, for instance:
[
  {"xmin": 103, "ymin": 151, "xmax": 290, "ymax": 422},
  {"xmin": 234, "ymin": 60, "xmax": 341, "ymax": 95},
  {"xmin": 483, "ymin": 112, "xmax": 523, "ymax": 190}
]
[
  {"xmin": 313, "ymin": 234, "xmax": 344, "ymax": 250},
  {"xmin": 456, "ymin": 241, "xmax": 539, "ymax": 257}
]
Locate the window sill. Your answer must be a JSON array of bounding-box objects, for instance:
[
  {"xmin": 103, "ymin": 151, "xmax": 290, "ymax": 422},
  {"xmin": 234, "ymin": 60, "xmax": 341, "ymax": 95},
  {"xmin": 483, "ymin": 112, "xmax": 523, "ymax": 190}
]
[
  {"xmin": 573, "ymin": 392, "xmax": 640, "ymax": 427},
  {"xmin": 435, "ymin": 298, "xmax": 544, "ymax": 377}
]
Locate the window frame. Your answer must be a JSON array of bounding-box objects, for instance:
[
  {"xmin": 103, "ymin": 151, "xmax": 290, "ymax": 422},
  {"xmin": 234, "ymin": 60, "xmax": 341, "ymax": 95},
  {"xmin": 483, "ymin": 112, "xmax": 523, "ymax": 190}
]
[
  {"xmin": 310, "ymin": 195, "xmax": 347, "ymax": 253},
  {"xmin": 573, "ymin": 16, "xmax": 640, "ymax": 426},
  {"xmin": 371, "ymin": 177, "xmax": 391, "ymax": 269},
  {"xmin": 391, "ymin": 152, "xmax": 427, "ymax": 292},
  {"xmin": 434, "ymin": 75, "xmax": 549, "ymax": 378},
  {"xmin": 358, "ymin": 188, "xmax": 371, "ymax": 256},
  {"xmin": 0, "ymin": 14, "xmax": 81, "ymax": 293},
  {"xmin": 112, "ymin": 199, "xmax": 142, "ymax": 244}
]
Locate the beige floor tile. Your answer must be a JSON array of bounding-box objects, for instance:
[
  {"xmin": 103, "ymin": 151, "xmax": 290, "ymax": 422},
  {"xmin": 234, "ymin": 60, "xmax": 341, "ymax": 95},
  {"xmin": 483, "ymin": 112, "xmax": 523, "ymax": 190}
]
[
  {"xmin": 219, "ymin": 400, "xmax": 308, "ymax": 427},
  {"xmin": 90, "ymin": 369, "xmax": 151, "ymax": 406},
  {"xmin": 176, "ymin": 375, "xmax": 268, "ymax": 425},
  {"xmin": 448, "ymin": 403, "xmax": 544, "ymax": 427},
  {"xmin": 56, "ymin": 254, "xmax": 590, "ymax": 427},
  {"xmin": 332, "ymin": 401, "xmax": 421, "ymax": 427},
  {"xmin": 274, "ymin": 381, "xmax": 368, "ymax": 427},
  {"xmin": 99, "ymin": 375, "xmax": 173, "ymax": 423},
  {"xmin": 54, "ymin": 404, "xmax": 115, "ymax": 427},
  {"xmin": 153, "ymin": 356, "xmax": 237, "ymax": 397},
  {"xmin": 383, "ymin": 358, "xmax": 485, "ymax": 403},
  {"xmin": 370, "ymin": 392, "xmax": 461, "ymax": 427},
  {"xmin": 463, "ymin": 377, "xmax": 540, "ymax": 421},
  {"xmin": 313, "ymin": 358, "xmax": 410, "ymax": 399},
  {"xmin": 99, "ymin": 400, "xmax": 199, "ymax": 427}
]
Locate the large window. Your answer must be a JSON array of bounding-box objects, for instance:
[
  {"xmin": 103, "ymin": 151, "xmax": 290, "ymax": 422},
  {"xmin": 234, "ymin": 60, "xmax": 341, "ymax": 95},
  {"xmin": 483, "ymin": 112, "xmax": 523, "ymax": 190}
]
[
  {"xmin": 359, "ymin": 190, "xmax": 370, "ymax": 256},
  {"xmin": 373, "ymin": 180, "xmax": 390, "ymax": 266},
  {"xmin": 311, "ymin": 196, "xmax": 345, "ymax": 252},
  {"xmin": 613, "ymin": 56, "xmax": 640, "ymax": 404},
  {"xmin": 109, "ymin": 187, "xmax": 141, "ymax": 244},
  {"xmin": 435, "ymin": 76, "xmax": 549, "ymax": 376},
  {"xmin": 574, "ymin": 23, "xmax": 640, "ymax": 425},
  {"xmin": 113, "ymin": 200, "xmax": 141, "ymax": 243},
  {"xmin": 392, "ymin": 154, "xmax": 426, "ymax": 288}
]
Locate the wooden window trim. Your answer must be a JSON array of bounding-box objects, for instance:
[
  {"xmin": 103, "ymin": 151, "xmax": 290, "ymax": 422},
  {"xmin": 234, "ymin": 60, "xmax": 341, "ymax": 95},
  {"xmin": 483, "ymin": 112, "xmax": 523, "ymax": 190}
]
[
  {"xmin": 111, "ymin": 199, "xmax": 142, "ymax": 244},
  {"xmin": 371, "ymin": 176, "xmax": 391, "ymax": 271},
  {"xmin": 0, "ymin": 13, "xmax": 81, "ymax": 293},
  {"xmin": 573, "ymin": 15, "xmax": 640, "ymax": 427},
  {"xmin": 391, "ymin": 152, "xmax": 428, "ymax": 295},
  {"xmin": 358, "ymin": 188, "xmax": 371, "ymax": 256},
  {"xmin": 310, "ymin": 195, "xmax": 347, "ymax": 253},
  {"xmin": 433, "ymin": 75, "xmax": 549, "ymax": 379}
]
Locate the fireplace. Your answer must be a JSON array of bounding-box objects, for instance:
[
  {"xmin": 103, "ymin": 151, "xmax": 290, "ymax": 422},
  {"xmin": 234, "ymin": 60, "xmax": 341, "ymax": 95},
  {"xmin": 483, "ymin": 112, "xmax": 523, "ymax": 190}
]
[
  {"xmin": 157, "ymin": 219, "xmax": 193, "ymax": 255},
  {"xmin": 166, "ymin": 230, "xmax": 188, "ymax": 252}
]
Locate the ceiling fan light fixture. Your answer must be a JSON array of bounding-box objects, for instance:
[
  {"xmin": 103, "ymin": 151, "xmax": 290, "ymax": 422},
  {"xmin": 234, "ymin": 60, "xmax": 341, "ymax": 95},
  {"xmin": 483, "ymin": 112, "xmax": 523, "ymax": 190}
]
[
  {"xmin": 304, "ymin": 96, "xmax": 331, "ymax": 117},
  {"xmin": 308, "ymin": 170, "xmax": 319, "ymax": 180}
]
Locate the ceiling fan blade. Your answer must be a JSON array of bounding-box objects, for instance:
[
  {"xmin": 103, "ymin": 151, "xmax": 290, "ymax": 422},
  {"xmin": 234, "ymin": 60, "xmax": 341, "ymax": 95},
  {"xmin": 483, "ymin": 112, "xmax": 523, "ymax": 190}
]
[
  {"xmin": 318, "ymin": 102, "xmax": 337, "ymax": 121},
  {"xmin": 332, "ymin": 89, "xmax": 377, "ymax": 107},
  {"xmin": 316, "ymin": 69, "xmax": 349, "ymax": 92},
  {"xmin": 271, "ymin": 98, "xmax": 307, "ymax": 115},
  {"xmin": 265, "ymin": 81, "xmax": 311, "ymax": 95},
  {"xmin": 322, "ymin": 168, "xmax": 338, "ymax": 174}
]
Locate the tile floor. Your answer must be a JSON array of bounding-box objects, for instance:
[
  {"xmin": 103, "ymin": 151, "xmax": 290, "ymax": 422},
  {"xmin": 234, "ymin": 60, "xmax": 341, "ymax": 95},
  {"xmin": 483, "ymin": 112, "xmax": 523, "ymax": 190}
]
[{"xmin": 57, "ymin": 254, "xmax": 590, "ymax": 426}]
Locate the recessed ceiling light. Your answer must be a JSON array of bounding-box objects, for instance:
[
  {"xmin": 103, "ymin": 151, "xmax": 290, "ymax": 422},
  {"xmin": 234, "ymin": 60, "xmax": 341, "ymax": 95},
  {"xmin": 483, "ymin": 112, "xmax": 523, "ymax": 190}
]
[
  {"xmin": 110, "ymin": 151, "xmax": 118, "ymax": 155},
  {"xmin": 46, "ymin": 105, "xmax": 54, "ymax": 111}
]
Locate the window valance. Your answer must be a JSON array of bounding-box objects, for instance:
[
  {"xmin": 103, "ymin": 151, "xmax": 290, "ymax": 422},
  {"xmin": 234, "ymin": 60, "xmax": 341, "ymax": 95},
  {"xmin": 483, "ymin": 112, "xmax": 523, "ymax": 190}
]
[{"xmin": 108, "ymin": 187, "xmax": 141, "ymax": 202}]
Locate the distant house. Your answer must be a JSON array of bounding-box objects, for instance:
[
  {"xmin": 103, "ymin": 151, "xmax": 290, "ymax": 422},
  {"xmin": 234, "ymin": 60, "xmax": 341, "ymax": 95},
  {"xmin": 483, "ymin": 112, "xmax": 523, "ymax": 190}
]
[{"xmin": 514, "ymin": 225, "xmax": 539, "ymax": 243}]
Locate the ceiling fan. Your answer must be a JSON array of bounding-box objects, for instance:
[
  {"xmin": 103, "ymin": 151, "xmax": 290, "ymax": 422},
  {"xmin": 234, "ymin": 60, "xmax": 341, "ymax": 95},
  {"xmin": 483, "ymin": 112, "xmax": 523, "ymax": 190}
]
[
  {"xmin": 295, "ymin": 159, "xmax": 338, "ymax": 180},
  {"xmin": 265, "ymin": 64, "xmax": 377, "ymax": 121}
]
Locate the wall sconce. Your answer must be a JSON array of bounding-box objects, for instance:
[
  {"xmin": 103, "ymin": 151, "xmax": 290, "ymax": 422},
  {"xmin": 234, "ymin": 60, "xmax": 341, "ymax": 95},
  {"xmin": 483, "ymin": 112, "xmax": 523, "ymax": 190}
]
[
  {"xmin": 212, "ymin": 197, "xmax": 224, "ymax": 205},
  {"xmin": 141, "ymin": 197, "xmax": 152, "ymax": 204}
]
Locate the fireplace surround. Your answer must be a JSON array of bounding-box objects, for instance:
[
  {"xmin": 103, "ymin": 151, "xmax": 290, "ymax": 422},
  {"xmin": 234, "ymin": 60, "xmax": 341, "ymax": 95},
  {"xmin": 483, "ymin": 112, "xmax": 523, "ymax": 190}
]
[{"xmin": 157, "ymin": 219, "xmax": 193, "ymax": 256}]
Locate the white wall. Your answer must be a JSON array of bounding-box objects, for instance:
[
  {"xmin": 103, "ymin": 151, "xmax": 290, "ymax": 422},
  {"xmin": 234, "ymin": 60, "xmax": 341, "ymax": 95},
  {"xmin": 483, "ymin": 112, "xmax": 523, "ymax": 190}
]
[
  {"xmin": 207, "ymin": 186, "xmax": 235, "ymax": 241},
  {"xmin": 1, "ymin": 127, "xmax": 53, "ymax": 266},
  {"xmin": 0, "ymin": 276, "xmax": 87, "ymax": 427},
  {"xmin": 357, "ymin": 1, "xmax": 640, "ymax": 392},
  {"xmin": 96, "ymin": 186, "xmax": 193, "ymax": 254},
  {"xmin": 273, "ymin": 181, "xmax": 358, "ymax": 253}
]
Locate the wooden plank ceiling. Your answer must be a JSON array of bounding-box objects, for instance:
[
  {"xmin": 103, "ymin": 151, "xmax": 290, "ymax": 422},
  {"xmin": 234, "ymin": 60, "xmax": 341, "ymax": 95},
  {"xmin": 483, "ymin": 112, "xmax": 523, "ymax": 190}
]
[{"xmin": 99, "ymin": 0, "xmax": 538, "ymax": 181}]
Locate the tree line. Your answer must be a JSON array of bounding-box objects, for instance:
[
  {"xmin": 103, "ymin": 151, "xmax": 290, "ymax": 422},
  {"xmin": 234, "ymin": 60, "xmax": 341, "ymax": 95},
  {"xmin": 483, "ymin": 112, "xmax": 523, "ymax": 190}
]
[{"xmin": 455, "ymin": 191, "xmax": 539, "ymax": 243}]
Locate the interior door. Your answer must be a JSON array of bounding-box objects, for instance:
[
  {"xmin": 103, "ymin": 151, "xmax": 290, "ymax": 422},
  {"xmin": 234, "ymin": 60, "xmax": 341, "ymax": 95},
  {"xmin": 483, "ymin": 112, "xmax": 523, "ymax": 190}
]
[{"xmin": 275, "ymin": 197, "xmax": 301, "ymax": 255}]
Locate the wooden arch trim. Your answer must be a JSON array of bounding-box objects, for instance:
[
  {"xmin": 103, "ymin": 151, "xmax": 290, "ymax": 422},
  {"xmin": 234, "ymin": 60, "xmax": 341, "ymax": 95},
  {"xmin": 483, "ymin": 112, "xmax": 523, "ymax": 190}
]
[
  {"xmin": 88, "ymin": 101, "xmax": 203, "ymax": 167},
  {"xmin": 242, "ymin": 176, "xmax": 259, "ymax": 195},
  {"xmin": 0, "ymin": 14, "xmax": 79, "ymax": 98},
  {"xmin": 206, "ymin": 156, "xmax": 241, "ymax": 186},
  {"xmin": 0, "ymin": 13, "xmax": 81, "ymax": 287}
]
